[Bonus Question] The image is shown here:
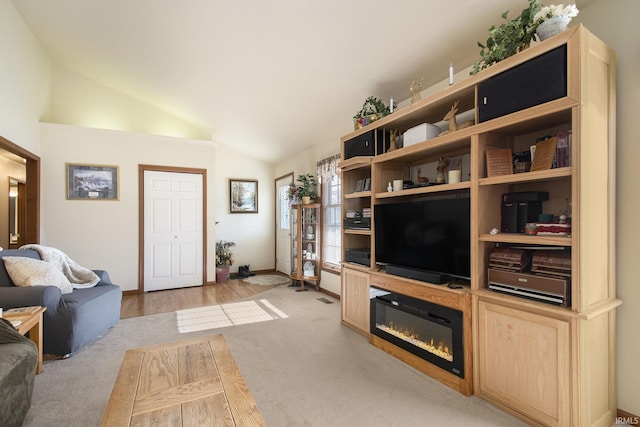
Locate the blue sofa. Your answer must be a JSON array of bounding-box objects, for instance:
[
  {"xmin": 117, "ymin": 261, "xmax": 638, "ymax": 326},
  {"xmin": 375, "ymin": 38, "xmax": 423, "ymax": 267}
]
[{"xmin": 0, "ymin": 249, "xmax": 122, "ymax": 356}]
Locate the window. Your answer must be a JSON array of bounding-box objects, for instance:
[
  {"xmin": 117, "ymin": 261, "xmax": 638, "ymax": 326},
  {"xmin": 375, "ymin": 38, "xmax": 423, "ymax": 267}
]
[
  {"xmin": 278, "ymin": 185, "xmax": 290, "ymax": 231},
  {"xmin": 318, "ymin": 154, "xmax": 341, "ymax": 273}
]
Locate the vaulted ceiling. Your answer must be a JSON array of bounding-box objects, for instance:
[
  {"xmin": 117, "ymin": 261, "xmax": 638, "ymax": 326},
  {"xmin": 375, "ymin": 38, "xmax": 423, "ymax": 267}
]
[{"xmin": 11, "ymin": 0, "xmax": 597, "ymax": 163}]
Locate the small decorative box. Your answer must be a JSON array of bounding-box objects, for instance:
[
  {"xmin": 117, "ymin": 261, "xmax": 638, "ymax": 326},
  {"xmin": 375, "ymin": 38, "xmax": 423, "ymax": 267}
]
[{"xmin": 535, "ymin": 222, "xmax": 571, "ymax": 236}]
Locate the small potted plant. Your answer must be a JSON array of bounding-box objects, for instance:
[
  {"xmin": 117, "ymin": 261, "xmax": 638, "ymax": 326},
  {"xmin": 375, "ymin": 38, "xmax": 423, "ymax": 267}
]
[
  {"xmin": 215, "ymin": 240, "xmax": 235, "ymax": 282},
  {"xmin": 532, "ymin": 3, "xmax": 579, "ymax": 41},
  {"xmin": 295, "ymin": 174, "xmax": 317, "ymax": 205},
  {"xmin": 286, "ymin": 183, "xmax": 299, "ymax": 204},
  {"xmin": 353, "ymin": 96, "xmax": 393, "ymax": 130}
]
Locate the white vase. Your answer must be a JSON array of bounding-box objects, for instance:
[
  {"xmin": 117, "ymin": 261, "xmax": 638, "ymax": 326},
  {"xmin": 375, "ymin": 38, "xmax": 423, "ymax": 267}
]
[{"xmin": 536, "ymin": 16, "xmax": 571, "ymax": 41}]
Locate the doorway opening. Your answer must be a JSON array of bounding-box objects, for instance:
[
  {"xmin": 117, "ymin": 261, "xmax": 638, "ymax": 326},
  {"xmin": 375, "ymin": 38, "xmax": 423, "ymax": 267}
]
[{"xmin": 0, "ymin": 135, "xmax": 40, "ymax": 248}]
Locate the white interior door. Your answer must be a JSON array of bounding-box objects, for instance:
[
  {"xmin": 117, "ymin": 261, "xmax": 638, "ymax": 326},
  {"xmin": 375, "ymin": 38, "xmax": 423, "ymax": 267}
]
[
  {"xmin": 144, "ymin": 170, "xmax": 203, "ymax": 291},
  {"xmin": 275, "ymin": 174, "xmax": 293, "ymax": 274}
]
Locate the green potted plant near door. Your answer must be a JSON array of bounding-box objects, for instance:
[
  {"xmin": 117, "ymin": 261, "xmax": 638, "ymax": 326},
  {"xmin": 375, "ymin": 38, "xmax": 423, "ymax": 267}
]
[
  {"xmin": 295, "ymin": 174, "xmax": 317, "ymax": 204},
  {"xmin": 215, "ymin": 240, "xmax": 235, "ymax": 283}
]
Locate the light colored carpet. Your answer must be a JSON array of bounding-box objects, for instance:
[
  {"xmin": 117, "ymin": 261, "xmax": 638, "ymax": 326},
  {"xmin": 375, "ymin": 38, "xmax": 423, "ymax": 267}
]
[
  {"xmin": 176, "ymin": 299, "xmax": 288, "ymax": 333},
  {"xmin": 24, "ymin": 285, "xmax": 528, "ymax": 427},
  {"xmin": 243, "ymin": 274, "xmax": 291, "ymax": 286}
]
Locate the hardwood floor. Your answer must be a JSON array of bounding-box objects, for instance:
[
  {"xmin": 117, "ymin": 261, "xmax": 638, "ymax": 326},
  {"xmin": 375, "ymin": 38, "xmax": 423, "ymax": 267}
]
[{"xmin": 120, "ymin": 278, "xmax": 281, "ymax": 319}]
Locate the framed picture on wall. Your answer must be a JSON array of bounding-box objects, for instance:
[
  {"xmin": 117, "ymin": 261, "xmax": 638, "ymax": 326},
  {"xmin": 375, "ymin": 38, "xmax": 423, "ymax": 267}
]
[
  {"xmin": 66, "ymin": 163, "xmax": 119, "ymax": 200},
  {"xmin": 229, "ymin": 179, "xmax": 258, "ymax": 213}
]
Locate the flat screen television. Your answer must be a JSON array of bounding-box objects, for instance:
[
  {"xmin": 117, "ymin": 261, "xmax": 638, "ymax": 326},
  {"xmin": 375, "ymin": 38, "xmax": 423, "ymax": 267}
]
[{"xmin": 374, "ymin": 192, "xmax": 470, "ymax": 283}]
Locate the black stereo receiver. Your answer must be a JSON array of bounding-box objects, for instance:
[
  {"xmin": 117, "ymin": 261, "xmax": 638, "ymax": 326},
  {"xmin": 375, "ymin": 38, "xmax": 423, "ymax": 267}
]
[
  {"xmin": 344, "ymin": 217, "xmax": 371, "ymax": 230},
  {"xmin": 346, "ymin": 248, "xmax": 371, "ymax": 266}
]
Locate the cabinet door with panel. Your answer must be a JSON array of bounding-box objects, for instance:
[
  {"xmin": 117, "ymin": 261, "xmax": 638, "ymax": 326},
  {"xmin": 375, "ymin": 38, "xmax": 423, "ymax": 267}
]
[
  {"xmin": 476, "ymin": 299, "xmax": 570, "ymax": 426},
  {"xmin": 340, "ymin": 267, "xmax": 370, "ymax": 336}
]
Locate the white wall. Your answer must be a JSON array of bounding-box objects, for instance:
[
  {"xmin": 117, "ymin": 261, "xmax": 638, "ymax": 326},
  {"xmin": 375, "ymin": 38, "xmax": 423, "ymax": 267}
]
[
  {"xmin": 38, "ymin": 122, "xmax": 277, "ymax": 292},
  {"xmin": 50, "ymin": 63, "xmax": 211, "ymax": 141},
  {"xmin": 0, "ymin": 0, "xmax": 50, "ymax": 154},
  {"xmin": 213, "ymin": 142, "xmax": 276, "ymax": 273},
  {"xmin": 39, "ymin": 123, "xmax": 218, "ymax": 291}
]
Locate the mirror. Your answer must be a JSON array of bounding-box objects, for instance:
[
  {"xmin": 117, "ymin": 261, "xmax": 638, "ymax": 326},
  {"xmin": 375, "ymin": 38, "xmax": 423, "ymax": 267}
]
[{"xmin": 8, "ymin": 178, "xmax": 25, "ymax": 248}]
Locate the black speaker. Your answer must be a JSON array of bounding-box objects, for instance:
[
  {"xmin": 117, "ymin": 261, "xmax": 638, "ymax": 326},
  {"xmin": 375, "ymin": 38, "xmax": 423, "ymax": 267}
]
[
  {"xmin": 501, "ymin": 202, "xmax": 518, "ymax": 233},
  {"xmin": 517, "ymin": 201, "xmax": 543, "ymax": 233},
  {"xmin": 502, "ymin": 201, "xmax": 543, "ymax": 233},
  {"xmin": 478, "ymin": 45, "xmax": 567, "ymax": 123},
  {"xmin": 344, "ymin": 129, "xmax": 389, "ymax": 159}
]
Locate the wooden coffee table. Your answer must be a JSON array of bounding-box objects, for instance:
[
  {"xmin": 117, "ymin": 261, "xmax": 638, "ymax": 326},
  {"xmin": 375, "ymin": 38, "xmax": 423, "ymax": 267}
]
[
  {"xmin": 101, "ymin": 334, "xmax": 265, "ymax": 427},
  {"xmin": 4, "ymin": 306, "xmax": 46, "ymax": 374}
]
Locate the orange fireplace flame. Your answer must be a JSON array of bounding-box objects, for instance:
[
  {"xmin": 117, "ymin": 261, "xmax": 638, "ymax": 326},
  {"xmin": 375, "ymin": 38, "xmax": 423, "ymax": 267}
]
[{"xmin": 376, "ymin": 321, "xmax": 453, "ymax": 362}]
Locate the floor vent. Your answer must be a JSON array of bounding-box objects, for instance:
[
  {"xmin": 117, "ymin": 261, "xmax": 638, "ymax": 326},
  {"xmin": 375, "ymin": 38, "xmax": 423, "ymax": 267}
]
[{"xmin": 317, "ymin": 297, "xmax": 334, "ymax": 304}]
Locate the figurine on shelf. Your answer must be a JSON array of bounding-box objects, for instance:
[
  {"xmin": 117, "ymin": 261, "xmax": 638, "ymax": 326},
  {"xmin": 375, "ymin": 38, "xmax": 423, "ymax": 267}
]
[
  {"xmin": 388, "ymin": 129, "xmax": 398, "ymax": 152},
  {"xmin": 410, "ymin": 78, "xmax": 423, "ymax": 104},
  {"xmin": 436, "ymin": 156, "xmax": 450, "ymax": 184},
  {"xmin": 440, "ymin": 100, "xmax": 474, "ymax": 135},
  {"xmin": 417, "ymin": 168, "xmax": 429, "ymax": 185}
]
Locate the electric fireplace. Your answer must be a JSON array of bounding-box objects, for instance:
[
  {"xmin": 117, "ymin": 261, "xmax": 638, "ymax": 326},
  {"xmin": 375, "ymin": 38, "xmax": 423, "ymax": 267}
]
[{"xmin": 370, "ymin": 288, "xmax": 465, "ymax": 378}]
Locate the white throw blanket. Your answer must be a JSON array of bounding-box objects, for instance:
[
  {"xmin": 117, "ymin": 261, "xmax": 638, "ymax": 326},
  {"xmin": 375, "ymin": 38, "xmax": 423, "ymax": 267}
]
[{"xmin": 20, "ymin": 244, "xmax": 100, "ymax": 288}]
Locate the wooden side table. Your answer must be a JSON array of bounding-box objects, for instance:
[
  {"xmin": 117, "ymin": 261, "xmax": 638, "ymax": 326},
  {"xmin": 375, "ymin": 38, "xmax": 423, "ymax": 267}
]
[{"xmin": 4, "ymin": 306, "xmax": 47, "ymax": 374}]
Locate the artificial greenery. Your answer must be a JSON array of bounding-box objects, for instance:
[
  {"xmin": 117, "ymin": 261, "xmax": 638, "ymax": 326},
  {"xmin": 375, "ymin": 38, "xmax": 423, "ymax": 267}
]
[
  {"xmin": 353, "ymin": 96, "xmax": 391, "ymax": 119},
  {"xmin": 295, "ymin": 173, "xmax": 317, "ymax": 199},
  {"xmin": 215, "ymin": 240, "xmax": 235, "ymax": 266},
  {"xmin": 471, "ymin": 0, "xmax": 540, "ymax": 75}
]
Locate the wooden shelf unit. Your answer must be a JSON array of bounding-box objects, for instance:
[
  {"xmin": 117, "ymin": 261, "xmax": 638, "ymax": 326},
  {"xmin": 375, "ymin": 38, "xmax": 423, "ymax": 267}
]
[
  {"xmin": 339, "ymin": 25, "xmax": 618, "ymax": 426},
  {"xmin": 289, "ymin": 203, "xmax": 321, "ymax": 291}
]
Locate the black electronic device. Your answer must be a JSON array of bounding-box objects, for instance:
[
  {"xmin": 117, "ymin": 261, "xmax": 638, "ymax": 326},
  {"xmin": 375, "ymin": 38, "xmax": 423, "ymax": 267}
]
[
  {"xmin": 502, "ymin": 191, "xmax": 550, "ymax": 202},
  {"xmin": 517, "ymin": 201, "xmax": 542, "ymax": 232},
  {"xmin": 374, "ymin": 192, "xmax": 471, "ymax": 283},
  {"xmin": 488, "ymin": 268, "xmax": 570, "ymax": 306},
  {"xmin": 501, "ymin": 200, "xmax": 542, "ymax": 233},
  {"xmin": 345, "ymin": 248, "xmax": 371, "ymax": 266},
  {"xmin": 478, "ymin": 45, "xmax": 567, "ymax": 123},
  {"xmin": 344, "ymin": 129, "xmax": 389, "ymax": 160},
  {"xmin": 344, "ymin": 217, "xmax": 371, "ymax": 230},
  {"xmin": 501, "ymin": 201, "xmax": 518, "ymax": 233},
  {"xmin": 385, "ymin": 265, "xmax": 449, "ymax": 284}
]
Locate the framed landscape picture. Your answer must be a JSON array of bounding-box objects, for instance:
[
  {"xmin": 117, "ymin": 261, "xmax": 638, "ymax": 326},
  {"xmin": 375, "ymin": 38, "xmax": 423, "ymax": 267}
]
[
  {"xmin": 229, "ymin": 179, "xmax": 258, "ymax": 213},
  {"xmin": 67, "ymin": 163, "xmax": 119, "ymax": 200}
]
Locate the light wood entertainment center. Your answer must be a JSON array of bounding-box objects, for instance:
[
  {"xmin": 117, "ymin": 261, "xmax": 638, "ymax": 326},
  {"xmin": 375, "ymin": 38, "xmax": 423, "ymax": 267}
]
[{"xmin": 339, "ymin": 25, "xmax": 619, "ymax": 426}]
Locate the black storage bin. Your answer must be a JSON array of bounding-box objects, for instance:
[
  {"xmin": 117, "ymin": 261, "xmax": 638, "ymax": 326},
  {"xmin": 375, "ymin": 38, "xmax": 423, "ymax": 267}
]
[
  {"xmin": 344, "ymin": 129, "xmax": 389, "ymax": 159},
  {"xmin": 478, "ymin": 45, "xmax": 567, "ymax": 123}
]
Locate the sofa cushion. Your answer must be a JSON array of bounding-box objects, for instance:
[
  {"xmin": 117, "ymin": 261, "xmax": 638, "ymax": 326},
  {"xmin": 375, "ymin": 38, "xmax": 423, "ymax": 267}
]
[
  {"xmin": 2, "ymin": 256, "xmax": 73, "ymax": 294},
  {"xmin": 0, "ymin": 249, "xmax": 41, "ymax": 287}
]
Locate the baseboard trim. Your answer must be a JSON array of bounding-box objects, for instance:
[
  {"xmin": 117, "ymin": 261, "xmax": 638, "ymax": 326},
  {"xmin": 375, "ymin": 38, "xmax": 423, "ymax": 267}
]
[
  {"xmin": 319, "ymin": 287, "xmax": 339, "ymax": 300},
  {"xmin": 617, "ymin": 409, "xmax": 639, "ymax": 425}
]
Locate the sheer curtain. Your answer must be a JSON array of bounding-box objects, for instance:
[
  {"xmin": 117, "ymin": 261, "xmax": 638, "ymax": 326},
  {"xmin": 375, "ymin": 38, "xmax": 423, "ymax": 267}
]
[{"xmin": 317, "ymin": 154, "xmax": 341, "ymax": 269}]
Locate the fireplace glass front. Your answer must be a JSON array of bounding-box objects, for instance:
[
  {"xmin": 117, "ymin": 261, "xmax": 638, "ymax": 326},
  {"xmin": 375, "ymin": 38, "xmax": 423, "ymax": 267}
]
[{"xmin": 370, "ymin": 288, "xmax": 464, "ymax": 378}]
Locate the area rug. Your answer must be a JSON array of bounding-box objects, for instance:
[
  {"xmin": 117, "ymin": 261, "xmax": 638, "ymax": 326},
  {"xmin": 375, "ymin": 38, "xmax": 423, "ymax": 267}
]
[
  {"xmin": 243, "ymin": 274, "xmax": 291, "ymax": 286},
  {"xmin": 25, "ymin": 285, "xmax": 527, "ymax": 427},
  {"xmin": 176, "ymin": 299, "xmax": 288, "ymax": 333}
]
